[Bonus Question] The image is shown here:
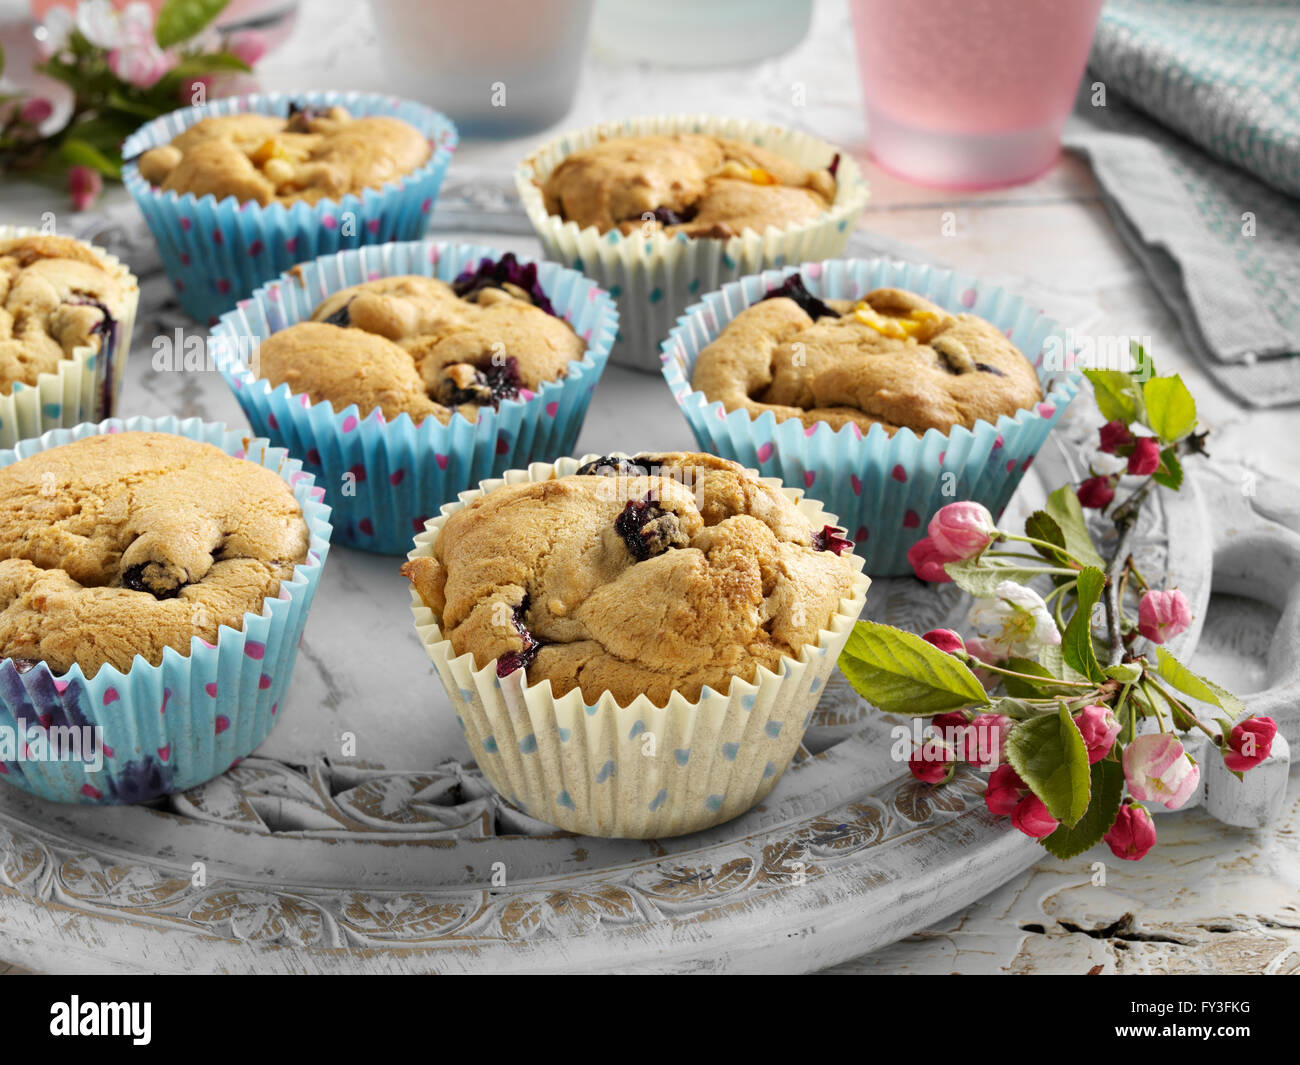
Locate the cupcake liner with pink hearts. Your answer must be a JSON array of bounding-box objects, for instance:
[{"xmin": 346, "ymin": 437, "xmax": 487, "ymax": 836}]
[
  {"xmin": 0, "ymin": 227, "xmax": 140, "ymax": 450},
  {"xmin": 516, "ymin": 113, "xmax": 869, "ymax": 373},
  {"xmin": 661, "ymin": 259, "xmax": 1082, "ymax": 576},
  {"xmin": 0, "ymin": 416, "xmax": 332, "ymax": 805},
  {"xmin": 121, "ymin": 90, "xmax": 457, "ymax": 325},
  {"xmin": 211, "ymin": 239, "xmax": 618, "ymax": 554}
]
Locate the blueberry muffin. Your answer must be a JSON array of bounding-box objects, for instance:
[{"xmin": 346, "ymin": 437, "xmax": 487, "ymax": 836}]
[
  {"xmin": 690, "ymin": 277, "xmax": 1043, "ymax": 435},
  {"xmin": 401, "ymin": 451, "xmax": 859, "ymax": 706},
  {"xmin": 0, "ymin": 432, "xmax": 309, "ymax": 677},
  {"xmin": 0, "ymin": 235, "xmax": 130, "ymax": 396},
  {"xmin": 254, "ymin": 256, "xmax": 585, "ymax": 424},
  {"xmin": 540, "ymin": 134, "xmax": 837, "ymax": 238},
  {"xmin": 135, "ymin": 104, "xmax": 431, "ymax": 206}
]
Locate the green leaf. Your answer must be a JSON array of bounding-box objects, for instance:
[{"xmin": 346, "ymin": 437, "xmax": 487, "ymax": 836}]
[
  {"xmin": 168, "ymin": 51, "xmax": 253, "ymax": 79},
  {"xmin": 1006, "ymin": 704, "xmax": 1092, "ymax": 827},
  {"xmin": 944, "ymin": 557, "xmax": 1050, "ymax": 598},
  {"xmin": 838, "ymin": 621, "xmax": 990, "ymax": 716},
  {"xmin": 1024, "ymin": 510, "xmax": 1069, "ymax": 563},
  {"xmin": 988, "ymin": 697, "xmax": 1038, "ymax": 720},
  {"xmin": 1043, "ymin": 485, "xmax": 1105, "ymax": 569},
  {"xmin": 0, "ymin": 42, "xmax": 6, "ymax": 80},
  {"xmin": 1129, "ymin": 341, "xmax": 1156, "ymax": 382},
  {"xmin": 58, "ymin": 138, "xmax": 121, "ymax": 179},
  {"xmin": 1043, "ymin": 758, "xmax": 1124, "ymax": 858},
  {"xmin": 155, "ymin": 0, "xmax": 232, "ymax": 48},
  {"xmin": 1152, "ymin": 446, "xmax": 1183, "ymax": 490},
  {"xmin": 1103, "ymin": 662, "xmax": 1143, "ymax": 684},
  {"xmin": 1084, "ymin": 369, "xmax": 1140, "ymax": 425},
  {"xmin": 1062, "ymin": 566, "xmax": 1106, "ymax": 682},
  {"xmin": 1039, "ymin": 643, "xmax": 1091, "ymax": 686},
  {"xmin": 1154, "ymin": 647, "xmax": 1245, "ymax": 718},
  {"xmin": 1142, "ymin": 374, "xmax": 1198, "ymax": 443}
]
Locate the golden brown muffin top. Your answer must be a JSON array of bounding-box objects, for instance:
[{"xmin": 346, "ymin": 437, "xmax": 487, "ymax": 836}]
[
  {"xmin": 136, "ymin": 106, "xmax": 432, "ymax": 206},
  {"xmin": 0, "ymin": 432, "xmax": 309, "ymax": 677},
  {"xmin": 690, "ymin": 283, "xmax": 1043, "ymax": 435},
  {"xmin": 254, "ymin": 271, "xmax": 584, "ymax": 425},
  {"xmin": 0, "ymin": 235, "xmax": 130, "ymax": 396},
  {"xmin": 541, "ymin": 133, "xmax": 836, "ymax": 238},
  {"xmin": 402, "ymin": 452, "xmax": 861, "ymax": 707}
]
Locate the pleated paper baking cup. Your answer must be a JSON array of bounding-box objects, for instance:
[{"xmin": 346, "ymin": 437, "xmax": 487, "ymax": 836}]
[
  {"xmin": 0, "ymin": 416, "xmax": 332, "ymax": 804},
  {"xmin": 407, "ymin": 454, "xmax": 870, "ymax": 839},
  {"xmin": 212, "ymin": 240, "xmax": 617, "ymax": 555},
  {"xmin": 661, "ymin": 259, "xmax": 1082, "ymax": 577},
  {"xmin": 122, "ymin": 91, "xmax": 457, "ymax": 325},
  {"xmin": 516, "ymin": 114, "xmax": 869, "ymax": 373},
  {"xmin": 0, "ymin": 227, "xmax": 139, "ymax": 449}
]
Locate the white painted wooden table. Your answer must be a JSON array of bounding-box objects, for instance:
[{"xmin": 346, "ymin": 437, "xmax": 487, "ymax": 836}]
[{"xmin": 0, "ymin": 0, "xmax": 1297, "ymax": 974}]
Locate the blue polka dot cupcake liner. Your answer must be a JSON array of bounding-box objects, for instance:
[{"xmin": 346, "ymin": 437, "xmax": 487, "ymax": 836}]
[
  {"xmin": 212, "ymin": 240, "xmax": 618, "ymax": 555},
  {"xmin": 121, "ymin": 90, "xmax": 457, "ymax": 325},
  {"xmin": 0, "ymin": 415, "xmax": 332, "ymax": 804},
  {"xmin": 0, "ymin": 227, "xmax": 139, "ymax": 450},
  {"xmin": 516, "ymin": 114, "xmax": 868, "ymax": 373},
  {"xmin": 407, "ymin": 454, "xmax": 870, "ymax": 839},
  {"xmin": 661, "ymin": 259, "xmax": 1083, "ymax": 577}
]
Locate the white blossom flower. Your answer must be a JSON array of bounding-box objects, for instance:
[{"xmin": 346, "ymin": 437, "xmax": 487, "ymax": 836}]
[{"xmin": 966, "ymin": 580, "xmax": 1061, "ymax": 659}]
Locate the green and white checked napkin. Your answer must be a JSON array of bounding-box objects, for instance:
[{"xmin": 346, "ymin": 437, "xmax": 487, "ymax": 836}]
[{"xmin": 1065, "ymin": 0, "xmax": 1300, "ymax": 408}]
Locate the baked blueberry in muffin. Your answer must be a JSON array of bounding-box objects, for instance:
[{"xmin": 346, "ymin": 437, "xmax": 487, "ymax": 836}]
[
  {"xmin": 0, "ymin": 432, "xmax": 309, "ymax": 677},
  {"xmin": 135, "ymin": 105, "xmax": 432, "ymax": 206},
  {"xmin": 691, "ymin": 277, "xmax": 1043, "ymax": 435},
  {"xmin": 401, "ymin": 451, "xmax": 859, "ymax": 706},
  {"xmin": 252, "ymin": 255, "xmax": 585, "ymax": 424},
  {"xmin": 541, "ymin": 134, "xmax": 837, "ymax": 238},
  {"xmin": 0, "ymin": 235, "xmax": 130, "ymax": 407}
]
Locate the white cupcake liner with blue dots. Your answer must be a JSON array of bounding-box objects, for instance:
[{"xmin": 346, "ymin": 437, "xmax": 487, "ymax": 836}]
[
  {"xmin": 516, "ymin": 114, "xmax": 869, "ymax": 373},
  {"xmin": 122, "ymin": 91, "xmax": 457, "ymax": 324},
  {"xmin": 0, "ymin": 227, "xmax": 139, "ymax": 450},
  {"xmin": 0, "ymin": 416, "xmax": 332, "ymax": 804},
  {"xmin": 407, "ymin": 454, "xmax": 870, "ymax": 839},
  {"xmin": 662, "ymin": 259, "xmax": 1083, "ymax": 576},
  {"xmin": 213, "ymin": 240, "xmax": 618, "ymax": 555}
]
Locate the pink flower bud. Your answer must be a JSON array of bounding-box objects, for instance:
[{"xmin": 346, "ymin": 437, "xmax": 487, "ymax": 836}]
[
  {"xmin": 18, "ymin": 97, "xmax": 53, "ymax": 126},
  {"xmin": 68, "ymin": 165, "xmax": 102, "ymax": 212},
  {"xmin": 227, "ymin": 29, "xmax": 268, "ymax": 67},
  {"xmin": 1011, "ymin": 794, "xmax": 1059, "ymax": 838},
  {"xmin": 1137, "ymin": 588, "xmax": 1192, "ymax": 644},
  {"xmin": 931, "ymin": 710, "xmax": 971, "ymax": 732},
  {"xmin": 908, "ymin": 738, "xmax": 955, "ymax": 785},
  {"xmin": 921, "ymin": 628, "xmax": 964, "ymax": 655},
  {"xmin": 1127, "ymin": 437, "xmax": 1161, "ymax": 476},
  {"xmin": 907, "ymin": 537, "xmax": 952, "ymax": 583},
  {"xmin": 1077, "ymin": 475, "xmax": 1116, "ymax": 510},
  {"xmin": 984, "ymin": 764, "xmax": 1025, "ymax": 817},
  {"xmin": 1223, "ymin": 716, "xmax": 1277, "ymax": 772},
  {"xmin": 1073, "ymin": 704, "xmax": 1120, "ymax": 764},
  {"xmin": 961, "ymin": 636, "xmax": 1000, "ymax": 688},
  {"xmin": 1104, "ymin": 800, "xmax": 1156, "ymax": 860},
  {"xmin": 1123, "ymin": 733, "xmax": 1200, "ymax": 809},
  {"xmin": 927, "ymin": 501, "xmax": 996, "ymax": 561},
  {"xmin": 963, "ymin": 712, "xmax": 1012, "ymax": 770},
  {"xmin": 1098, "ymin": 420, "xmax": 1135, "ymax": 454}
]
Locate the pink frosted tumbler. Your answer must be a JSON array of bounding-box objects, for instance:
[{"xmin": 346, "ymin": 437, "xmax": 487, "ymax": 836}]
[{"xmin": 850, "ymin": 0, "xmax": 1105, "ymax": 188}]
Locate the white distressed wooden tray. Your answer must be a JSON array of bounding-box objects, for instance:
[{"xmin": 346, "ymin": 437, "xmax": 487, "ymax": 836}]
[{"xmin": 1, "ymin": 195, "xmax": 1293, "ymax": 974}]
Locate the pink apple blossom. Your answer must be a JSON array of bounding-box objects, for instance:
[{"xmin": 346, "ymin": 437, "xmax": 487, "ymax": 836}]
[
  {"xmin": 1137, "ymin": 588, "xmax": 1192, "ymax": 644},
  {"xmin": 1105, "ymin": 800, "xmax": 1156, "ymax": 860},
  {"xmin": 1223, "ymin": 716, "xmax": 1277, "ymax": 772},
  {"xmin": 1123, "ymin": 733, "xmax": 1200, "ymax": 809},
  {"xmin": 1074, "ymin": 704, "xmax": 1120, "ymax": 764},
  {"xmin": 68, "ymin": 165, "xmax": 102, "ymax": 212},
  {"xmin": 967, "ymin": 581, "xmax": 1061, "ymax": 659},
  {"xmin": 927, "ymin": 501, "xmax": 997, "ymax": 561}
]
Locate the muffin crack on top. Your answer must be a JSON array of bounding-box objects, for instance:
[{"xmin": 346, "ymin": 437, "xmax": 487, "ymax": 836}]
[
  {"xmin": 403, "ymin": 452, "xmax": 862, "ymax": 706},
  {"xmin": 253, "ymin": 255, "xmax": 584, "ymax": 425},
  {"xmin": 0, "ymin": 432, "xmax": 309, "ymax": 677},
  {"xmin": 0, "ymin": 235, "xmax": 129, "ymax": 397},
  {"xmin": 136, "ymin": 104, "xmax": 433, "ymax": 206},
  {"xmin": 691, "ymin": 277, "xmax": 1044, "ymax": 435},
  {"xmin": 540, "ymin": 133, "xmax": 838, "ymax": 238}
]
